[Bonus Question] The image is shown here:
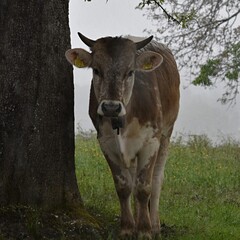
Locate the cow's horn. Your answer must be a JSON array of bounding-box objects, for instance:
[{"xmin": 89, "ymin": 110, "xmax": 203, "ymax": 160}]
[
  {"xmin": 135, "ymin": 36, "xmax": 153, "ymax": 50},
  {"xmin": 78, "ymin": 32, "xmax": 96, "ymax": 48}
]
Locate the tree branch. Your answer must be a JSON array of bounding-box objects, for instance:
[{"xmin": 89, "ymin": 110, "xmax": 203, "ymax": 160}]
[
  {"xmin": 148, "ymin": 0, "xmax": 181, "ymax": 25},
  {"xmin": 215, "ymin": 9, "xmax": 240, "ymax": 28}
]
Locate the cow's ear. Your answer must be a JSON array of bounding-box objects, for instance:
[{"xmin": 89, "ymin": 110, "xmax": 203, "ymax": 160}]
[
  {"xmin": 136, "ymin": 51, "xmax": 163, "ymax": 72},
  {"xmin": 65, "ymin": 48, "xmax": 91, "ymax": 68}
]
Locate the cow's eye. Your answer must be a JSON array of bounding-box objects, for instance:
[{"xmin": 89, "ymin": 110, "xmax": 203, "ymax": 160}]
[
  {"xmin": 128, "ymin": 70, "xmax": 134, "ymax": 77},
  {"xmin": 93, "ymin": 68, "xmax": 100, "ymax": 76}
]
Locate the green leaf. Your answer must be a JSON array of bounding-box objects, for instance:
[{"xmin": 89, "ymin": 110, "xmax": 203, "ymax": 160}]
[
  {"xmin": 193, "ymin": 59, "xmax": 221, "ymax": 86},
  {"xmin": 225, "ymin": 70, "xmax": 239, "ymax": 81}
]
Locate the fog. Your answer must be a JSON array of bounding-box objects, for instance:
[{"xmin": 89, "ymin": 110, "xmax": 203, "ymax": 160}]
[{"xmin": 69, "ymin": 0, "xmax": 240, "ymax": 142}]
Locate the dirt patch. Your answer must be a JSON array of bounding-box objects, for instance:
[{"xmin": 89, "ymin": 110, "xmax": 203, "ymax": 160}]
[{"xmin": 161, "ymin": 222, "xmax": 188, "ymax": 239}]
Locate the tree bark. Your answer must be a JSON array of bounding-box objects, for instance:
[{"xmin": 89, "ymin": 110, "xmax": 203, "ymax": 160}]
[{"xmin": 0, "ymin": 0, "xmax": 82, "ymax": 208}]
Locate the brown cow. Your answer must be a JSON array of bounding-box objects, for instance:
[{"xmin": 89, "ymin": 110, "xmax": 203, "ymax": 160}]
[{"xmin": 65, "ymin": 33, "xmax": 180, "ymax": 239}]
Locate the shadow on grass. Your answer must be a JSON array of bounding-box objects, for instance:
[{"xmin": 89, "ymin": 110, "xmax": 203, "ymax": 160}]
[
  {"xmin": 0, "ymin": 205, "xmax": 103, "ymax": 240},
  {"xmin": 0, "ymin": 205, "xmax": 189, "ymax": 240},
  {"xmin": 86, "ymin": 206, "xmax": 188, "ymax": 240}
]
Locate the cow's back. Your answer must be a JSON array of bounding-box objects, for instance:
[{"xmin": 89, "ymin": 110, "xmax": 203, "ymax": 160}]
[{"xmin": 134, "ymin": 41, "xmax": 180, "ymax": 136}]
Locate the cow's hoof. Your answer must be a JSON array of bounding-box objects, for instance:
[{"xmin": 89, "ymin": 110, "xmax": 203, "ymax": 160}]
[
  {"xmin": 119, "ymin": 229, "xmax": 135, "ymax": 239},
  {"xmin": 137, "ymin": 232, "xmax": 152, "ymax": 240},
  {"xmin": 152, "ymin": 224, "xmax": 161, "ymax": 236},
  {"xmin": 152, "ymin": 232, "xmax": 161, "ymax": 240}
]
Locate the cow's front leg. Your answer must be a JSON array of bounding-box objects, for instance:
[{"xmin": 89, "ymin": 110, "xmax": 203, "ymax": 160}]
[
  {"xmin": 106, "ymin": 158, "xmax": 135, "ymax": 237},
  {"xmin": 135, "ymin": 140, "xmax": 159, "ymax": 239},
  {"xmin": 99, "ymin": 133, "xmax": 135, "ymax": 237}
]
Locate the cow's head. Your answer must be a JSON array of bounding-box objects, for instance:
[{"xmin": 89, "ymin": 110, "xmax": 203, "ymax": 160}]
[{"xmin": 65, "ymin": 33, "xmax": 163, "ymax": 118}]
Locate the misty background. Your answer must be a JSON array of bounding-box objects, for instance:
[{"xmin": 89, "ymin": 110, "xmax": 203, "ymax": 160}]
[{"xmin": 69, "ymin": 0, "xmax": 240, "ymax": 143}]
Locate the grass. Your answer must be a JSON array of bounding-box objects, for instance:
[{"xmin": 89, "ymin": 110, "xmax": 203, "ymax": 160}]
[
  {"xmin": 75, "ymin": 134, "xmax": 119, "ymax": 230},
  {"xmin": 75, "ymin": 133, "xmax": 240, "ymax": 239}
]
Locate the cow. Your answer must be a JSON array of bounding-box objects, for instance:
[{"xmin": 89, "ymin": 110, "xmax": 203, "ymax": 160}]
[{"xmin": 65, "ymin": 33, "xmax": 180, "ymax": 239}]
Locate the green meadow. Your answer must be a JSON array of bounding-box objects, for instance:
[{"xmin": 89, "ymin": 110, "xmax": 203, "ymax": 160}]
[{"xmin": 75, "ymin": 133, "xmax": 240, "ymax": 239}]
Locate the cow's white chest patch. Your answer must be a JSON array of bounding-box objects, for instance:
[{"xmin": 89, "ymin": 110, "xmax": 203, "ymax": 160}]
[{"xmin": 115, "ymin": 118, "xmax": 158, "ymax": 168}]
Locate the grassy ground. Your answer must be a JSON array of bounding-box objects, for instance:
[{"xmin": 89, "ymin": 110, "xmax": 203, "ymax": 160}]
[
  {"xmin": 0, "ymin": 134, "xmax": 239, "ymax": 239},
  {"xmin": 75, "ymin": 134, "xmax": 240, "ymax": 239}
]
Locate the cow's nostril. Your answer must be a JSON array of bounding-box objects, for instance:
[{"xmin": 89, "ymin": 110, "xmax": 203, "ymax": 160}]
[
  {"xmin": 101, "ymin": 102, "xmax": 122, "ymax": 116},
  {"xmin": 116, "ymin": 104, "xmax": 121, "ymax": 113},
  {"xmin": 102, "ymin": 102, "xmax": 107, "ymax": 114}
]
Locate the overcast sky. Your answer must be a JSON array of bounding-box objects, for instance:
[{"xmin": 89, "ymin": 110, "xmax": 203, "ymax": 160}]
[{"xmin": 69, "ymin": 0, "xmax": 240, "ymax": 142}]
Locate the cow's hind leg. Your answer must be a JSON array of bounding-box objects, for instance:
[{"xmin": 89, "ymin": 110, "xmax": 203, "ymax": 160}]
[
  {"xmin": 150, "ymin": 135, "xmax": 170, "ymax": 235},
  {"xmin": 135, "ymin": 140, "xmax": 160, "ymax": 239},
  {"xmin": 106, "ymin": 158, "xmax": 135, "ymax": 237}
]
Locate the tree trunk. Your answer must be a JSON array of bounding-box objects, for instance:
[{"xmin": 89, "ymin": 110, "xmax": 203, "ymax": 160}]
[{"xmin": 0, "ymin": 0, "xmax": 82, "ymax": 208}]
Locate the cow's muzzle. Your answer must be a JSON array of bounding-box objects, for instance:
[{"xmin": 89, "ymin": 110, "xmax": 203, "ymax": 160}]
[{"xmin": 97, "ymin": 100, "xmax": 126, "ymax": 117}]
